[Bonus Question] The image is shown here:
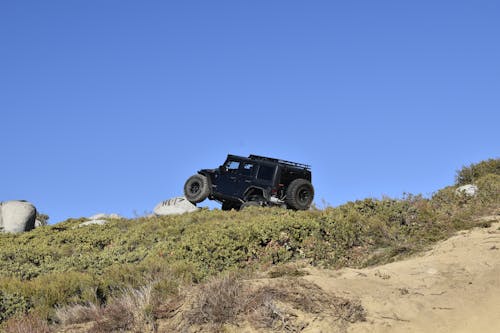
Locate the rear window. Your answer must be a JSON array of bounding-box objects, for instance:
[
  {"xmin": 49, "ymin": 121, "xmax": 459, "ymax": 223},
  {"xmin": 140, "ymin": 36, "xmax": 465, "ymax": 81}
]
[{"xmin": 257, "ymin": 165, "xmax": 275, "ymax": 181}]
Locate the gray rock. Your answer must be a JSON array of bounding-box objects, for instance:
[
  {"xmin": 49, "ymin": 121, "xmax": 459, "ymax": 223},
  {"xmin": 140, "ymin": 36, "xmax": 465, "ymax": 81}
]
[
  {"xmin": 78, "ymin": 213, "xmax": 121, "ymax": 228},
  {"xmin": 154, "ymin": 197, "xmax": 199, "ymax": 216},
  {"xmin": 35, "ymin": 219, "xmax": 43, "ymax": 228},
  {"xmin": 88, "ymin": 213, "xmax": 122, "ymax": 220},
  {"xmin": 456, "ymin": 184, "xmax": 478, "ymax": 197},
  {"xmin": 0, "ymin": 200, "xmax": 37, "ymax": 233},
  {"xmin": 79, "ymin": 219, "xmax": 108, "ymax": 227}
]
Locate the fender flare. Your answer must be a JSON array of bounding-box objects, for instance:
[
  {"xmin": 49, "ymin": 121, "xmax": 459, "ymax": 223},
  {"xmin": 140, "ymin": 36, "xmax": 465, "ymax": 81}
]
[{"xmin": 243, "ymin": 186, "xmax": 268, "ymax": 201}]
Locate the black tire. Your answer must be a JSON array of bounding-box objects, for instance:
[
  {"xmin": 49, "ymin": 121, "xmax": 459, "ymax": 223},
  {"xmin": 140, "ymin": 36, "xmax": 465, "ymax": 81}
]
[
  {"xmin": 239, "ymin": 200, "xmax": 261, "ymax": 210},
  {"xmin": 184, "ymin": 174, "xmax": 211, "ymax": 204},
  {"xmin": 285, "ymin": 179, "xmax": 314, "ymax": 210}
]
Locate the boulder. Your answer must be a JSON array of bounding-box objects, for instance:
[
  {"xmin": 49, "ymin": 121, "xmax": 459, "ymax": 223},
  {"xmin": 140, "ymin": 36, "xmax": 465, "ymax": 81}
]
[
  {"xmin": 0, "ymin": 200, "xmax": 37, "ymax": 233},
  {"xmin": 456, "ymin": 184, "xmax": 478, "ymax": 197},
  {"xmin": 154, "ymin": 197, "xmax": 199, "ymax": 216}
]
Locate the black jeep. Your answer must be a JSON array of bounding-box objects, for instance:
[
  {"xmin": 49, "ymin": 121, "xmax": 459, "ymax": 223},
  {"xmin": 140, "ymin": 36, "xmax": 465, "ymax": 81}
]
[{"xmin": 184, "ymin": 154, "xmax": 314, "ymax": 210}]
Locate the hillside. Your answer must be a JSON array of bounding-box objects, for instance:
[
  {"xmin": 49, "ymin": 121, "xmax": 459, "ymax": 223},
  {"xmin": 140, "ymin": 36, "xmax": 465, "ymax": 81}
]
[
  {"xmin": 308, "ymin": 214, "xmax": 500, "ymax": 333},
  {"xmin": 0, "ymin": 159, "xmax": 498, "ymax": 332}
]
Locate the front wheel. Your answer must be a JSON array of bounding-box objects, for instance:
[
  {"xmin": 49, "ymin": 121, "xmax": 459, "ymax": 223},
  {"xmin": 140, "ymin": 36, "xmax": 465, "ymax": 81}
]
[
  {"xmin": 184, "ymin": 174, "xmax": 211, "ymax": 204},
  {"xmin": 285, "ymin": 179, "xmax": 314, "ymax": 210}
]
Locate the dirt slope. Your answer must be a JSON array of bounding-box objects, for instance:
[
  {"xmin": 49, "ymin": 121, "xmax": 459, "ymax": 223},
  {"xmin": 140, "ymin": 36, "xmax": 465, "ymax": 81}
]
[
  {"xmin": 303, "ymin": 217, "xmax": 500, "ymax": 333},
  {"xmin": 56, "ymin": 217, "xmax": 500, "ymax": 333}
]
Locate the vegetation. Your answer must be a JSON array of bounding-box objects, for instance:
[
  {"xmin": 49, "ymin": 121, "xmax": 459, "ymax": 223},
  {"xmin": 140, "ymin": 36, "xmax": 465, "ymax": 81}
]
[
  {"xmin": 35, "ymin": 213, "xmax": 50, "ymax": 227},
  {"xmin": 455, "ymin": 158, "xmax": 500, "ymax": 186},
  {"xmin": 0, "ymin": 159, "xmax": 498, "ymax": 331}
]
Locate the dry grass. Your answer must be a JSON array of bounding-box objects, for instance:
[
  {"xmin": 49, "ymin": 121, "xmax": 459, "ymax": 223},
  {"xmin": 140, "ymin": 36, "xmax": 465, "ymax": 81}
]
[
  {"xmin": 244, "ymin": 279, "xmax": 365, "ymax": 331},
  {"xmin": 92, "ymin": 285, "xmax": 155, "ymax": 333},
  {"xmin": 3, "ymin": 313, "xmax": 51, "ymax": 333},
  {"xmin": 180, "ymin": 275, "xmax": 365, "ymax": 332},
  {"xmin": 54, "ymin": 284, "xmax": 156, "ymax": 333},
  {"xmin": 55, "ymin": 303, "xmax": 101, "ymax": 325},
  {"xmin": 185, "ymin": 274, "xmax": 242, "ymax": 329}
]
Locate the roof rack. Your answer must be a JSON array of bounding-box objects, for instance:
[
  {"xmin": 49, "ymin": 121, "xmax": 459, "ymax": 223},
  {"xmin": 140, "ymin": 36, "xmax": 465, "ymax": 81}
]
[{"xmin": 248, "ymin": 154, "xmax": 311, "ymax": 170}]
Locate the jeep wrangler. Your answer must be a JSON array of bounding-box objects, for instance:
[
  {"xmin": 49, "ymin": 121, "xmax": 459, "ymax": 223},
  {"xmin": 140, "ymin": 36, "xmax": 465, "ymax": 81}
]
[{"xmin": 184, "ymin": 154, "xmax": 314, "ymax": 210}]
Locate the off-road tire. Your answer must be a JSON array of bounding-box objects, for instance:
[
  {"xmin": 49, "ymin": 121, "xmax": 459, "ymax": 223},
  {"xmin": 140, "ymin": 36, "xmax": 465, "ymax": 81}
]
[
  {"xmin": 285, "ymin": 179, "xmax": 314, "ymax": 210},
  {"xmin": 184, "ymin": 174, "xmax": 211, "ymax": 204},
  {"xmin": 239, "ymin": 200, "xmax": 261, "ymax": 210}
]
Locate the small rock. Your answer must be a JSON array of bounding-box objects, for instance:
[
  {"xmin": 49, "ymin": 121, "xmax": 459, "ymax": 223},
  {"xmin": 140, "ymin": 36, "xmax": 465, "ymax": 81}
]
[
  {"xmin": 88, "ymin": 213, "xmax": 122, "ymax": 220},
  {"xmin": 79, "ymin": 219, "xmax": 108, "ymax": 227},
  {"xmin": 154, "ymin": 197, "xmax": 199, "ymax": 216},
  {"xmin": 455, "ymin": 184, "xmax": 478, "ymax": 197}
]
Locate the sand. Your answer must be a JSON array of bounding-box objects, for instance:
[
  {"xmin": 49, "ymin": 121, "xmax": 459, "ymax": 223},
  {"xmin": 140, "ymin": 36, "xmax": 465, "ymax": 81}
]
[{"xmin": 303, "ymin": 218, "xmax": 500, "ymax": 333}]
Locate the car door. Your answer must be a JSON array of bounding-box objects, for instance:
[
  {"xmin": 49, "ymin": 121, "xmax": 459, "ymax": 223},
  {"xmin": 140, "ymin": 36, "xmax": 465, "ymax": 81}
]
[
  {"xmin": 233, "ymin": 161, "xmax": 257, "ymax": 198},
  {"xmin": 254, "ymin": 164, "xmax": 277, "ymax": 188},
  {"xmin": 215, "ymin": 159, "xmax": 241, "ymax": 196}
]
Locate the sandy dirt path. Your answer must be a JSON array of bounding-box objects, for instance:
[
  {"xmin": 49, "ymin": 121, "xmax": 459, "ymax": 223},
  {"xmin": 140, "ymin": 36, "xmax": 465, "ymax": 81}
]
[{"xmin": 304, "ymin": 218, "xmax": 500, "ymax": 333}]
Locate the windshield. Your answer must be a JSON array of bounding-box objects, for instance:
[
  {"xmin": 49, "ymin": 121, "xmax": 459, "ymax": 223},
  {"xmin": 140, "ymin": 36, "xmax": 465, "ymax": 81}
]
[{"xmin": 224, "ymin": 160, "xmax": 240, "ymax": 171}]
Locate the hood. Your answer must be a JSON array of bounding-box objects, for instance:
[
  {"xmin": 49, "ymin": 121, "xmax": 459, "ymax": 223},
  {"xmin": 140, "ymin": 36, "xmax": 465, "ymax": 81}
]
[{"xmin": 199, "ymin": 168, "xmax": 217, "ymax": 175}]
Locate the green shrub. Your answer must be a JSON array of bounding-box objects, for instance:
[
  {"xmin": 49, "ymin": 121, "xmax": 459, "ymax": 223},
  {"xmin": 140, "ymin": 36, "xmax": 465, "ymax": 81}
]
[
  {"xmin": 0, "ymin": 291, "xmax": 31, "ymax": 322},
  {"xmin": 456, "ymin": 158, "xmax": 500, "ymax": 185}
]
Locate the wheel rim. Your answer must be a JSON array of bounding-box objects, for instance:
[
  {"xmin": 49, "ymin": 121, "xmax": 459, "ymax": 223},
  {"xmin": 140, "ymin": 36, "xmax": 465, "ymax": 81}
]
[
  {"xmin": 189, "ymin": 181, "xmax": 201, "ymax": 194},
  {"xmin": 297, "ymin": 186, "xmax": 311, "ymax": 204}
]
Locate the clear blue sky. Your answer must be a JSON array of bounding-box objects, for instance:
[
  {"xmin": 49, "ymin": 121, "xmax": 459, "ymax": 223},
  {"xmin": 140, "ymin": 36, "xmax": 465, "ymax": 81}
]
[{"xmin": 1, "ymin": 1, "xmax": 498, "ymax": 223}]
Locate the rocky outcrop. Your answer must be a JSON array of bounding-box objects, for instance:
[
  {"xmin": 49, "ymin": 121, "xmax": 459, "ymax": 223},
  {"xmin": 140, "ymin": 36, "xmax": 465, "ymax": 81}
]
[
  {"xmin": 456, "ymin": 184, "xmax": 478, "ymax": 197},
  {"xmin": 78, "ymin": 213, "xmax": 122, "ymax": 228},
  {"xmin": 154, "ymin": 197, "xmax": 199, "ymax": 216},
  {"xmin": 88, "ymin": 213, "xmax": 122, "ymax": 220},
  {"xmin": 79, "ymin": 219, "xmax": 108, "ymax": 227},
  {"xmin": 0, "ymin": 200, "xmax": 37, "ymax": 233}
]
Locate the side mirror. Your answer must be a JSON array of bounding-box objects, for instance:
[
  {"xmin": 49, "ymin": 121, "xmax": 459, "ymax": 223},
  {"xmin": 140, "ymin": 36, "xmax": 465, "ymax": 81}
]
[{"xmin": 219, "ymin": 165, "xmax": 225, "ymax": 172}]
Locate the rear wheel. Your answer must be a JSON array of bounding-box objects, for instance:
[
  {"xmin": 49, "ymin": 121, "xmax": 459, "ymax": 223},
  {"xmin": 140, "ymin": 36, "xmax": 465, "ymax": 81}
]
[
  {"xmin": 285, "ymin": 179, "xmax": 314, "ymax": 210},
  {"xmin": 184, "ymin": 174, "xmax": 211, "ymax": 204}
]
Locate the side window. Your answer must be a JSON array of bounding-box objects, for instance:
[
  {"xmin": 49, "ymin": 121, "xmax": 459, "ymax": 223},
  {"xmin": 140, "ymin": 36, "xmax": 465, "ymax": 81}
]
[
  {"xmin": 241, "ymin": 162, "xmax": 255, "ymax": 175},
  {"xmin": 257, "ymin": 165, "xmax": 275, "ymax": 181},
  {"xmin": 225, "ymin": 161, "xmax": 240, "ymax": 172}
]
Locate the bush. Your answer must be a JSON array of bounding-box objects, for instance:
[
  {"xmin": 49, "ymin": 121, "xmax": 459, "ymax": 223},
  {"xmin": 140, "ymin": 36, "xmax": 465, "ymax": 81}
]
[
  {"xmin": 55, "ymin": 302, "xmax": 100, "ymax": 325},
  {"xmin": 186, "ymin": 274, "xmax": 242, "ymax": 327},
  {"xmin": 0, "ymin": 291, "xmax": 31, "ymax": 322},
  {"xmin": 92, "ymin": 285, "xmax": 155, "ymax": 333},
  {"xmin": 36, "ymin": 213, "xmax": 49, "ymax": 226},
  {"xmin": 456, "ymin": 158, "xmax": 500, "ymax": 185},
  {"xmin": 54, "ymin": 285, "xmax": 155, "ymax": 333}
]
